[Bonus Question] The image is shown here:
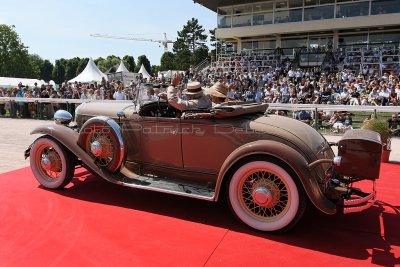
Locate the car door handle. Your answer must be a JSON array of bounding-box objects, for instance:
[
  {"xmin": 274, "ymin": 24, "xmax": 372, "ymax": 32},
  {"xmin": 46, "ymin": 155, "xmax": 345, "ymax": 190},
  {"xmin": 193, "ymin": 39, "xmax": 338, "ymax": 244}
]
[{"xmin": 171, "ymin": 129, "xmax": 178, "ymax": 135}]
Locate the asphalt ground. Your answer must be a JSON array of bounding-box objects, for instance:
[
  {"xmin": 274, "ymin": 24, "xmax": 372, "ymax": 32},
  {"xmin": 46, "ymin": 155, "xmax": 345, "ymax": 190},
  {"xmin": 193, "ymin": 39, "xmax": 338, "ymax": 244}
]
[{"xmin": 0, "ymin": 118, "xmax": 399, "ymax": 174}]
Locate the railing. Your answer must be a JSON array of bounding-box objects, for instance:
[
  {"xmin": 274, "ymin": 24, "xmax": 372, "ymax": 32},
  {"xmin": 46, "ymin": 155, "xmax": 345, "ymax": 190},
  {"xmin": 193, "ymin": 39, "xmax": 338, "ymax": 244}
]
[
  {"xmin": 268, "ymin": 103, "xmax": 400, "ymax": 113},
  {"xmin": 1, "ymin": 97, "xmax": 400, "ymax": 131},
  {"xmin": 0, "ymin": 97, "xmax": 132, "ymax": 104},
  {"xmin": 0, "ymin": 97, "xmax": 134, "ymax": 120},
  {"xmin": 193, "ymin": 58, "xmax": 211, "ymax": 78},
  {"xmin": 268, "ymin": 103, "xmax": 400, "ymax": 131}
]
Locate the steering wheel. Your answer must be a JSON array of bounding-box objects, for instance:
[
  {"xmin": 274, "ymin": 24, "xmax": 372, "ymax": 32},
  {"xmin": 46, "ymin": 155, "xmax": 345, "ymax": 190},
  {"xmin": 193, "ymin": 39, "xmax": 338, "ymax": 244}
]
[
  {"xmin": 157, "ymin": 98, "xmax": 182, "ymax": 118},
  {"xmin": 157, "ymin": 98, "xmax": 168, "ymax": 117}
]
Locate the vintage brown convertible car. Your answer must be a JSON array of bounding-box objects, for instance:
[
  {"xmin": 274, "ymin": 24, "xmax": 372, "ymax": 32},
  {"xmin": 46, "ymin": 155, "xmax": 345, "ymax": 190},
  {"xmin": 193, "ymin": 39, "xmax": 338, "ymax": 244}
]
[{"xmin": 25, "ymin": 91, "xmax": 383, "ymax": 233}]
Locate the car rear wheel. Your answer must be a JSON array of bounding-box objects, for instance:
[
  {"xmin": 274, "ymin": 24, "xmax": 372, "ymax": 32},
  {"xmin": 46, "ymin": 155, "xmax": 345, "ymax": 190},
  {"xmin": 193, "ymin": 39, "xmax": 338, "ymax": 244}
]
[
  {"xmin": 30, "ymin": 137, "xmax": 75, "ymax": 189},
  {"xmin": 228, "ymin": 161, "xmax": 306, "ymax": 233}
]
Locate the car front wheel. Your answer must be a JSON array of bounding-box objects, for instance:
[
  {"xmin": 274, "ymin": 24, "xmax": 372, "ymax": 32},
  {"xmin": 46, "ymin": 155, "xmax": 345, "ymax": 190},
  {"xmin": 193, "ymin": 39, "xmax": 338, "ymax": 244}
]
[
  {"xmin": 30, "ymin": 137, "xmax": 75, "ymax": 189},
  {"xmin": 228, "ymin": 161, "xmax": 306, "ymax": 233}
]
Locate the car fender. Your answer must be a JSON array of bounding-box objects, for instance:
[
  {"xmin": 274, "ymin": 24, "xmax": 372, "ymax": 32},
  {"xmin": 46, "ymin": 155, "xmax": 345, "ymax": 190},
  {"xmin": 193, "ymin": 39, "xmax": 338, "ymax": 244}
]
[
  {"xmin": 29, "ymin": 125, "xmax": 121, "ymax": 185},
  {"xmin": 215, "ymin": 140, "xmax": 336, "ymax": 215}
]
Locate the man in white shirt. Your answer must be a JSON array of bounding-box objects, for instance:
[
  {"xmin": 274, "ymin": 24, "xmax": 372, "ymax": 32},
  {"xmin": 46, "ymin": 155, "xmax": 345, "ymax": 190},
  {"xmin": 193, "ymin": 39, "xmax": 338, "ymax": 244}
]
[
  {"xmin": 339, "ymin": 88, "xmax": 350, "ymax": 104},
  {"xmin": 80, "ymin": 89, "xmax": 88, "ymax": 100},
  {"xmin": 113, "ymin": 87, "xmax": 126, "ymax": 100},
  {"xmin": 288, "ymin": 68, "xmax": 295, "ymax": 82},
  {"xmin": 395, "ymin": 84, "xmax": 400, "ymax": 100},
  {"xmin": 295, "ymin": 69, "xmax": 303, "ymax": 83},
  {"xmin": 341, "ymin": 70, "xmax": 348, "ymax": 82},
  {"xmin": 378, "ymin": 85, "xmax": 390, "ymax": 105},
  {"xmin": 159, "ymin": 76, "xmax": 211, "ymax": 111}
]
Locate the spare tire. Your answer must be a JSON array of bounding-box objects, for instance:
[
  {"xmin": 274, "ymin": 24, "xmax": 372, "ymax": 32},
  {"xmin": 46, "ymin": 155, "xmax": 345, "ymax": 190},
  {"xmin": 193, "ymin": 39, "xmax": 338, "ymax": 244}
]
[{"xmin": 78, "ymin": 116, "xmax": 125, "ymax": 173}]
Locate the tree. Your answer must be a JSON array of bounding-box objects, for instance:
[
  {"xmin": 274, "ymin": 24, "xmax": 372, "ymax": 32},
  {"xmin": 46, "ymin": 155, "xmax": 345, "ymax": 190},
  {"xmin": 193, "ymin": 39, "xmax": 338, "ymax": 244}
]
[
  {"xmin": 94, "ymin": 57, "xmax": 103, "ymax": 66},
  {"xmin": 40, "ymin": 60, "xmax": 54, "ymax": 82},
  {"xmin": 193, "ymin": 47, "xmax": 209, "ymax": 66},
  {"xmin": 151, "ymin": 65, "xmax": 160, "ymax": 76},
  {"xmin": 28, "ymin": 54, "xmax": 43, "ymax": 79},
  {"xmin": 76, "ymin": 58, "xmax": 89, "ymax": 75},
  {"xmin": 96, "ymin": 55, "xmax": 121, "ymax": 73},
  {"xmin": 160, "ymin": 52, "xmax": 175, "ymax": 71},
  {"xmin": 0, "ymin": 24, "xmax": 35, "ymax": 78},
  {"xmin": 27, "ymin": 54, "xmax": 55, "ymax": 81},
  {"xmin": 52, "ymin": 59, "xmax": 67, "ymax": 84},
  {"xmin": 65, "ymin": 57, "xmax": 81, "ymax": 81},
  {"xmin": 209, "ymin": 28, "xmax": 222, "ymax": 60},
  {"xmin": 174, "ymin": 49, "xmax": 192, "ymax": 71},
  {"xmin": 24, "ymin": 54, "xmax": 55, "ymax": 81},
  {"xmin": 123, "ymin": 55, "xmax": 136, "ymax": 72},
  {"xmin": 173, "ymin": 18, "xmax": 209, "ymax": 69},
  {"xmin": 135, "ymin": 55, "xmax": 151, "ymax": 75},
  {"xmin": 173, "ymin": 18, "xmax": 208, "ymax": 53}
]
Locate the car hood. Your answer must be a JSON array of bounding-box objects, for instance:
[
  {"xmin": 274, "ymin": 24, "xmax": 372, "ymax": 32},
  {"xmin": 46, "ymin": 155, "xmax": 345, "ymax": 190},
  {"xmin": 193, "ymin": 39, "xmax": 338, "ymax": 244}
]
[{"xmin": 75, "ymin": 101, "xmax": 137, "ymax": 127}]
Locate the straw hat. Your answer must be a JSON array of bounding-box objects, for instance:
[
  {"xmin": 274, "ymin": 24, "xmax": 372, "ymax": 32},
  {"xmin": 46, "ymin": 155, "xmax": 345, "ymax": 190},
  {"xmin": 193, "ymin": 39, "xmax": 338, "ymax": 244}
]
[
  {"xmin": 205, "ymin": 82, "xmax": 228, "ymax": 98},
  {"xmin": 184, "ymin": 81, "xmax": 204, "ymax": 95}
]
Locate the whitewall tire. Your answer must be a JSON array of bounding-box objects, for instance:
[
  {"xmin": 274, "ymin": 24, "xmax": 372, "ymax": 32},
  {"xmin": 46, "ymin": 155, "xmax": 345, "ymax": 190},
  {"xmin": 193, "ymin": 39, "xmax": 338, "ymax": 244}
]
[
  {"xmin": 30, "ymin": 137, "xmax": 75, "ymax": 189},
  {"xmin": 228, "ymin": 161, "xmax": 305, "ymax": 232}
]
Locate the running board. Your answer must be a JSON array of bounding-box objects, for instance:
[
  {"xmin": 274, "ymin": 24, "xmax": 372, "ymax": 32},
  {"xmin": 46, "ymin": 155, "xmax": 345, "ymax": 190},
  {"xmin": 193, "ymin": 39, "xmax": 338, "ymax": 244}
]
[{"xmin": 110, "ymin": 168, "xmax": 216, "ymax": 201}]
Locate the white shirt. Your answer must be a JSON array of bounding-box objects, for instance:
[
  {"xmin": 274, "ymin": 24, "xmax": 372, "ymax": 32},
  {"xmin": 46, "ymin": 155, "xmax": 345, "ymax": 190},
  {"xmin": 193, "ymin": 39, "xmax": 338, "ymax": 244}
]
[
  {"xmin": 395, "ymin": 88, "xmax": 400, "ymax": 100},
  {"xmin": 340, "ymin": 91, "xmax": 349, "ymax": 99},
  {"xmin": 94, "ymin": 94, "xmax": 104, "ymax": 100},
  {"xmin": 113, "ymin": 91, "xmax": 126, "ymax": 100},
  {"xmin": 379, "ymin": 89, "xmax": 390, "ymax": 98}
]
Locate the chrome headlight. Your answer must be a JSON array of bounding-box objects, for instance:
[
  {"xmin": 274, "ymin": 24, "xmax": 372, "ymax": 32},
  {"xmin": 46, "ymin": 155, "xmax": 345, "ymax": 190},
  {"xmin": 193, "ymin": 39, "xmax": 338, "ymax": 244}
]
[{"xmin": 54, "ymin": 110, "xmax": 73, "ymax": 125}]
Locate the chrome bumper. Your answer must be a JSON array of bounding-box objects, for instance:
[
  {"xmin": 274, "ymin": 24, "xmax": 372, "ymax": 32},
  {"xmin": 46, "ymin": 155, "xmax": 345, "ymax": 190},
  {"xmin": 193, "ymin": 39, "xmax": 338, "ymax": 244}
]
[{"xmin": 342, "ymin": 181, "xmax": 376, "ymax": 214}]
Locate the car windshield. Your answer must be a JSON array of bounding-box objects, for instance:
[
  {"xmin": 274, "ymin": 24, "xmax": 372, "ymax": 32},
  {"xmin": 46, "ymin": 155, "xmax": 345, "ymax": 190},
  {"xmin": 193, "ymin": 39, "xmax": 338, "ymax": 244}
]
[{"xmin": 134, "ymin": 83, "xmax": 160, "ymax": 112}]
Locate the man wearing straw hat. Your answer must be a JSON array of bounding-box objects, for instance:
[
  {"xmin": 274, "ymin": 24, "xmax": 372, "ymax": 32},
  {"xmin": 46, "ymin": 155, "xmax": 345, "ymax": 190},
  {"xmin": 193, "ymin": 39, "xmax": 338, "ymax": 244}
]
[
  {"xmin": 161, "ymin": 75, "xmax": 211, "ymax": 111},
  {"xmin": 205, "ymin": 81, "xmax": 228, "ymax": 107}
]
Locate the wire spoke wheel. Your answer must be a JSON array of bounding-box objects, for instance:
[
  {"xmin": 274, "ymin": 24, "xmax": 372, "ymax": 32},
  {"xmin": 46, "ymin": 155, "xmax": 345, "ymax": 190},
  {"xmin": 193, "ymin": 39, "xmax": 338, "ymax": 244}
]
[
  {"xmin": 228, "ymin": 161, "xmax": 305, "ymax": 232},
  {"xmin": 240, "ymin": 169, "xmax": 290, "ymax": 222},
  {"xmin": 86, "ymin": 128, "xmax": 115, "ymax": 167},
  {"xmin": 30, "ymin": 137, "xmax": 75, "ymax": 189},
  {"xmin": 36, "ymin": 146, "xmax": 63, "ymax": 182},
  {"xmin": 78, "ymin": 120, "xmax": 123, "ymax": 173}
]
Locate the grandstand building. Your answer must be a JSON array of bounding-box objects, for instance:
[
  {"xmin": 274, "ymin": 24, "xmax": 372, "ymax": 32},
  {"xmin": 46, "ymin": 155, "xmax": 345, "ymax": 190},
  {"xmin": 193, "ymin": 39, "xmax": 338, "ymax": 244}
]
[{"xmin": 194, "ymin": 0, "xmax": 400, "ymax": 73}]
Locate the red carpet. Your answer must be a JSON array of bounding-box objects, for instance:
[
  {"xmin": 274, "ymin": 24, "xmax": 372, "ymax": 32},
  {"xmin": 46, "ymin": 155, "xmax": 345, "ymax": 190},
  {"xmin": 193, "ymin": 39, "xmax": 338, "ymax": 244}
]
[{"xmin": 0, "ymin": 164, "xmax": 399, "ymax": 267}]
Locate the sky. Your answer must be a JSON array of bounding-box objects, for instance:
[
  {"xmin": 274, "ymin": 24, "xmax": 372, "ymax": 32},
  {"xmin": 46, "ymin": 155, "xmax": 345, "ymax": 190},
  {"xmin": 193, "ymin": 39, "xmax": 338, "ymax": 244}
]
[{"xmin": 0, "ymin": 0, "xmax": 216, "ymax": 65}]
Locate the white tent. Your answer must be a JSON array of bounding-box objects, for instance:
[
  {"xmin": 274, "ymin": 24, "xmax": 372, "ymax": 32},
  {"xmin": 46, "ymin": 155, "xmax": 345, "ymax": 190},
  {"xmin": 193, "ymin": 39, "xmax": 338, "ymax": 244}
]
[
  {"xmin": 0, "ymin": 77, "xmax": 44, "ymax": 88},
  {"xmin": 138, "ymin": 64, "xmax": 151, "ymax": 80},
  {"xmin": 116, "ymin": 61, "xmax": 129, "ymax": 73},
  {"xmin": 69, "ymin": 58, "xmax": 107, "ymax": 83},
  {"xmin": 49, "ymin": 80, "xmax": 56, "ymax": 87}
]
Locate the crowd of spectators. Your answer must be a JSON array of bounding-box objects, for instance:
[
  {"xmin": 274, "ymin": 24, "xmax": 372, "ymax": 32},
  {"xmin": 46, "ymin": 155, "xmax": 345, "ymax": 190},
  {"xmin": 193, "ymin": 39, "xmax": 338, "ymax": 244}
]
[
  {"xmin": 1, "ymin": 48, "xmax": 400, "ymax": 134},
  {"xmin": 195, "ymin": 51, "xmax": 400, "ymax": 132},
  {"xmin": 197, "ymin": 66, "xmax": 400, "ymax": 107},
  {"xmin": 336, "ymin": 45, "xmax": 400, "ymax": 75},
  {"xmin": 0, "ymin": 78, "xmax": 144, "ymax": 118}
]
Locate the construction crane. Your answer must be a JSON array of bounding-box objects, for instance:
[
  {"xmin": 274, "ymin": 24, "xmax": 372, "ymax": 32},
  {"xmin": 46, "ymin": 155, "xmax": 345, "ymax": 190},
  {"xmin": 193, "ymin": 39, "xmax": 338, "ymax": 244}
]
[{"xmin": 90, "ymin": 33, "xmax": 174, "ymax": 52}]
